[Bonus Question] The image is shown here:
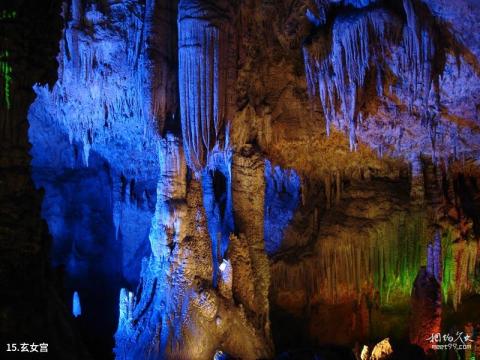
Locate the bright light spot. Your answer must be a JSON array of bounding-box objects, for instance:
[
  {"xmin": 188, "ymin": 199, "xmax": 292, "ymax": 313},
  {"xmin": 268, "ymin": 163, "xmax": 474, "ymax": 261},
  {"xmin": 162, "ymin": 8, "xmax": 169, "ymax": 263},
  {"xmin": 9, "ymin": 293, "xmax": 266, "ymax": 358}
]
[
  {"xmin": 72, "ymin": 291, "xmax": 82, "ymax": 317},
  {"xmin": 219, "ymin": 260, "xmax": 227, "ymax": 272},
  {"xmin": 214, "ymin": 350, "xmax": 228, "ymax": 360}
]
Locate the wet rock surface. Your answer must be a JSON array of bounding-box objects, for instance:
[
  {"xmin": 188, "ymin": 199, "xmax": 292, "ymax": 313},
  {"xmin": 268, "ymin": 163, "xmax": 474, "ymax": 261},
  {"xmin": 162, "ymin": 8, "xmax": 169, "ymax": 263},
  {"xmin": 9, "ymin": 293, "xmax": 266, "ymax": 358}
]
[{"xmin": 0, "ymin": 0, "xmax": 479, "ymax": 359}]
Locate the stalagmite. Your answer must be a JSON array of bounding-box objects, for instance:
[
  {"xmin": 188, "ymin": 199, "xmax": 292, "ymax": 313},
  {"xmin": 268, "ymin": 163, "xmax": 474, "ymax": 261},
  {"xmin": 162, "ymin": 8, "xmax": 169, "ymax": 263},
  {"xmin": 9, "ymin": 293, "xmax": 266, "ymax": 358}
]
[
  {"xmin": 370, "ymin": 338, "xmax": 393, "ymax": 360},
  {"xmin": 231, "ymin": 145, "xmax": 273, "ymax": 347},
  {"xmin": 72, "ymin": 291, "xmax": 81, "ymax": 318},
  {"xmin": 410, "ymin": 267, "xmax": 442, "ymax": 354}
]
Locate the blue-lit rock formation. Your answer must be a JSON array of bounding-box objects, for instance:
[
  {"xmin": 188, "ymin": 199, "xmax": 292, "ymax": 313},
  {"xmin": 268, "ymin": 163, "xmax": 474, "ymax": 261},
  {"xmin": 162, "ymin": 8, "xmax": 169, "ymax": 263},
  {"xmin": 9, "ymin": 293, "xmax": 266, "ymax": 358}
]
[
  {"xmin": 28, "ymin": 0, "xmax": 172, "ymax": 356},
  {"xmin": 114, "ymin": 0, "xmax": 274, "ymax": 356},
  {"xmin": 303, "ymin": 0, "xmax": 480, "ymax": 161},
  {"xmin": 29, "ymin": 0, "xmax": 274, "ymax": 357},
  {"xmin": 178, "ymin": 0, "xmax": 233, "ymax": 172},
  {"xmin": 115, "ymin": 137, "xmax": 272, "ymax": 359},
  {"xmin": 264, "ymin": 160, "xmax": 301, "ymax": 256},
  {"xmin": 73, "ymin": 291, "xmax": 82, "ymax": 317}
]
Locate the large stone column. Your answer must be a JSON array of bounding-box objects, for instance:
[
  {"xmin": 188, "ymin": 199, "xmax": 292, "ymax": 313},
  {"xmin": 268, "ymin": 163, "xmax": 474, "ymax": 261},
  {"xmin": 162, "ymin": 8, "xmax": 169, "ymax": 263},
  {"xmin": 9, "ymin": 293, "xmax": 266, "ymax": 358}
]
[{"xmin": 231, "ymin": 144, "xmax": 273, "ymax": 351}]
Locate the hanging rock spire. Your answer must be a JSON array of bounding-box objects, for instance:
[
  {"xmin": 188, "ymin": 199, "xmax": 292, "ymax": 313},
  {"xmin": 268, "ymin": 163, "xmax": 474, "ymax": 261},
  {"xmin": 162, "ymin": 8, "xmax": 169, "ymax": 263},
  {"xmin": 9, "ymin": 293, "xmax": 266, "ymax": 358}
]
[
  {"xmin": 178, "ymin": 0, "xmax": 232, "ymax": 172},
  {"xmin": 303, "ymin": 1, "xmax": 439, "ymax": 152},
  {"xmin": 304, "ymin": 8, "xmax": 397, "ymax": 149},
  {"xmin": 400, "ymin": 0, "xmax": 436, "ymax": 112}
]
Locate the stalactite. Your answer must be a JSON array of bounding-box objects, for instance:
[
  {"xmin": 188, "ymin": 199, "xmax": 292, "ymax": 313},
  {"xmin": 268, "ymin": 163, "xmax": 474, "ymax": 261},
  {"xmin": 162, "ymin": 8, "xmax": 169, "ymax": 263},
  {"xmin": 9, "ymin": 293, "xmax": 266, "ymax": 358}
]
[
  {"xmin": 324, "ymin": 174, "xmax": 332, "ymax": 208},
  {"xmin": 400, "ymin": 0, "xmax": 436, "ymax": 113},
  {"xmin": 450, "ymin": 238, "xmax": 478, "ymax": 310},
  {"xmin": 410, "ymin": 154, "xmax": 425, "ymax": 205},
  {"xmin": 304, "ymin": 9, "xmax": 396, "ymax": 147},
  {"xmin": 344, "ymin": 0, "xmax": 380, "ymax": 8},
  {"xmin": 178, "ymin": 0, "xmax": 230, "ymax": 172},
  {"xmin": 305, "ymin": 0, "xmax": 329, "ymax": 27},
  {"xmin": 335, "ymin": 171, "xmax": 342, "ymax": 204},
  {"xmin": 304, "ymin": 1, "xmax": 439, "ymax": 151},
  {"xmin": 29, "ymin": 0, "xmax": 173, "ymax": 178},
  {"xmin": 271, "ymin": 212, "xmax": 429, "ymax": 304},
  {"xmin": 71, "ymin": 0, "xmax": 82, "ymax": 25},
  {"xmin": 144, "ymin": 0, "xmax": 178, "ymax": 131}
]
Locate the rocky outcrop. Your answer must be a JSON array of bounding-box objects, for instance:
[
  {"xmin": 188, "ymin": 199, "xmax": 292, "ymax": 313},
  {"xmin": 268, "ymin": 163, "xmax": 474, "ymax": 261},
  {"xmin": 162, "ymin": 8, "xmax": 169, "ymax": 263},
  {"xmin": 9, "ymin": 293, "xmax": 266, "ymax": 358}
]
[
  {"xmin": 178, "ymin": 0, "xmax": 235, "ymax": 172},
  {"xmin": 6, "ymin": 0, "xmax": 479, "ymax": 358},
  {"xmin": 115, "ymin": 136, "xmax": 272, "ymax": 359},
  {"xmin": 410, "ymin": 267, "xmax": 442, "ymax": 354}
]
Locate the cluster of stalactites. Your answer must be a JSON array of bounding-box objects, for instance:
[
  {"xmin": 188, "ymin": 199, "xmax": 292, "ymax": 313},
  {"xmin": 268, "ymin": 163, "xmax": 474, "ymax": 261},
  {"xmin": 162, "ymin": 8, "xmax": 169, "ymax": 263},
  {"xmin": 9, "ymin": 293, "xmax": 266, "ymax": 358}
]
[
  {"xmin": 305, "ymin": 0, "xmax": 381, "ymax": 25},
  {"xmin": 303, "ymin": 0, "xmax": 436, "ymax": 151},
  {"xmin": 304, "ymin": 8, "xmax": 395, "ymax": 150},
  {"xmin": 35, "ymin": 0, "xmax": 163, "ymax": 168},
  {"xmin": 440, "ymin": 229, "xmax": 478, "ymax": 310},
  {"xmin": 400, "ymin": 0, "xmax": 436, "ymax": 113},
  {"xmin": 271, "ymin": 213, "xmax": 429, "ymax": 304},
  {"xmin": 271, "ymin": 211, "xmax": 478, "ymax": 308},
  {"xmin": 178, "ymin": 0, "xmax": 230, "ymax": 173}
]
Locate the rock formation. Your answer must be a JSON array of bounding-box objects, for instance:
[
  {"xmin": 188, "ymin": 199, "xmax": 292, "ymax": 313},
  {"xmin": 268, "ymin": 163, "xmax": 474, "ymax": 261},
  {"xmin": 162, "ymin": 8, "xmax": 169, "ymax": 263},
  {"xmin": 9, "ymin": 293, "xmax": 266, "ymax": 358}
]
[{"xmin": 1, "ymin": 0, "xmax": 479, "ymax": 359}]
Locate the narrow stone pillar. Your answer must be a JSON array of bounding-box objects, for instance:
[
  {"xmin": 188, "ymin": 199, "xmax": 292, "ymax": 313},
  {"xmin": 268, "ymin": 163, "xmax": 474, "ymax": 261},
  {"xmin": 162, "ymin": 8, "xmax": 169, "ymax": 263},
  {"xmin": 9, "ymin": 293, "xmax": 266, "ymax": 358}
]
[
  {"xmin": 410, "ymin": 155, "xmax": 425, "ymax": 205},
  {"xmin": 409, "ymin": 267, "xmax": 442, "ymax": 354},
  {"xmin": 231, "ymin": 144, "xmax": 273, "ymax": 353}
]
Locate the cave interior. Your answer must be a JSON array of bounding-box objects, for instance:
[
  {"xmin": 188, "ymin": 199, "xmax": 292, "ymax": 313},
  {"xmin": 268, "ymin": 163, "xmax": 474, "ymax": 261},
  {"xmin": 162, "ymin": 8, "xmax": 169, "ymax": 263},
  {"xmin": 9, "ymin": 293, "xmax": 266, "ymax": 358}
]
[{"xmin": 1, "ymin": 0, "xmax": 480, "ymax": 359}]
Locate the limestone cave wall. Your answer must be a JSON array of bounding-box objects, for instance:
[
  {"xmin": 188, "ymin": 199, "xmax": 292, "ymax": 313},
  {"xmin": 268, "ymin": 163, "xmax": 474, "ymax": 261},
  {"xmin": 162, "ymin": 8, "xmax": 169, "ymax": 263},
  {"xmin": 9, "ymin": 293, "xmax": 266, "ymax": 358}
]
[{"xmin": 1, "ymin": 0, "xmax": 479, "ymax": 359}]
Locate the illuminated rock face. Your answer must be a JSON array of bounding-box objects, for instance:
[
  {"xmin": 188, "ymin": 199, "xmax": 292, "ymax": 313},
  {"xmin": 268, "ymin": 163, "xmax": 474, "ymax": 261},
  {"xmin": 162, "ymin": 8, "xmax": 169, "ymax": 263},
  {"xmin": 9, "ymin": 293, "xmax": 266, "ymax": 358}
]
[
  {"xmin": 115, "ymin": 139, "xmax": 272, "ymax": 359},
  {"xmin": 177, "ymin": 0, "xmax": 232, "ymax": 172},
  {"xmin": 410, "ymin": 267, "xmax": 442, "ymax": 354},
  {"xmin": 22, "ymin": 0, "xmax": 480, "ymax": 358},
  {"xmin": 28, "ymin": 0, "xmax": 270, "ymax": 358},
  {"xmin": 304, "ymin": 0, "xmax": 480, "ymax": 162},
  {"xmin": 264, "ymin": 160, "xmax": 301, "ymax": 256},
  {"xmin": 28, "ymin": 1, "xmax": 166, "ymax": 355}
]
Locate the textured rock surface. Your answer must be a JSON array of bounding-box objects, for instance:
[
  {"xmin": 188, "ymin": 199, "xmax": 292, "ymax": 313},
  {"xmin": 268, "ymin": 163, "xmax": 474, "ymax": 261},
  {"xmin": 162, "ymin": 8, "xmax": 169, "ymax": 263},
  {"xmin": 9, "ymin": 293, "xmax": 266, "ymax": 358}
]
[
  {"xmin": 1, "ymin": 0, "xmax": 479, "ymax": 359},
  {"xmin": 410, "ymin": 267, "xmax": 442, "ymax": 354}
]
